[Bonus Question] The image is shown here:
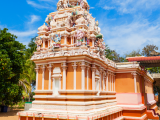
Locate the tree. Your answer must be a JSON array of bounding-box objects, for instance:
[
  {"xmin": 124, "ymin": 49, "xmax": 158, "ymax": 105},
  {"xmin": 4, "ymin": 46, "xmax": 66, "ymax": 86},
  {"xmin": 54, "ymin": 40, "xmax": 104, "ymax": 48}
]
[
  {"xmin": 105, "ymin": 45, "xmax": 123, "ymax": 62},
  {"xmin": 0, "ymin": 28, "xmax": 25, "ymax": 106},
  {"xmin": 141, "ymin": 44, "xmax": 158, "ymax": 56},
  {"xmin": 125, "ymin": 50, "xmax": 141, "ymax": 57},
  {"xmin": 20, "ymin": 37, "xmax": 37, "ymax": 101}
]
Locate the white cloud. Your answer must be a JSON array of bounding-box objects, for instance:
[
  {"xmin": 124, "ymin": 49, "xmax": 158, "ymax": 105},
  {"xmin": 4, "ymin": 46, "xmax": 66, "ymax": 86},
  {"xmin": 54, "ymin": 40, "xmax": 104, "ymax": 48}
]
[
  {"xmin": 99, "ymin": 17, "xmax": 160, "ymax": 55},
  {"xmin": 103, "ymin": 6, "xmax": 115, "ymax": 10},
  {"xmin": 99, "ymin": 0, "xmax": 160, "ymax": 14},
  {"xmin": 90, "ymin": 7, "xmax": 95, "ymax": 9},
  {"xmin": 28, "ymin": 15, "xmax": 41, "ymax": 24},
  {"xmin": 10, "ymin": 30, "xmax": 37, "ymax": 37},
  {"xmin": 27, "ymin": 0, "xmax": 55, "ymax": 10},
  {"xmin": 27, "ymin": 0, "xmax": 49, "ymax": 9}
]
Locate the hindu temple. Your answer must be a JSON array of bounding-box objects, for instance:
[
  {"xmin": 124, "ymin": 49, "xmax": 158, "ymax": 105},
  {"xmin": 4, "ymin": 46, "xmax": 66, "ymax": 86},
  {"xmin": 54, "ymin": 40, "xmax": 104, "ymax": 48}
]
[{"xmin": 18, "ymin": 0, "xmax": 159, "ymax": 119}]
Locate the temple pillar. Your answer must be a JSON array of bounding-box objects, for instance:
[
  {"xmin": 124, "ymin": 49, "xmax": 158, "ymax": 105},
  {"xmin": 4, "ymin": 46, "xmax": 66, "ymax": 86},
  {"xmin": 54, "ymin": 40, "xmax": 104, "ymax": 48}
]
[
  {"xmin": 86, "ymin": 65, "xmax": 90, "ymax": 90},
  {"xmin": 114, "ymin": 74, "xmax": 116, "ymax": 91},
  {"xmin": 99, "ymin": 68, "xmax": 102, "ymax": 91},
  {"xmin": 92, "ymin": 38, "xmax": 95, "ymax": 47},
  {"xmin": 35, "ymin": 65, "xmax": 39, "ymax": 90},
  {"xmin": 48, "ymin": 64, "xmax": 53, "ymax": 90},
  {"xmin": 112, "ymin": 73, "xmax": 114, "ymax": 91},
  {"xmin": 43, "ymin": 40, "xmax": 45, "ymax": 48},
  {"xmin": 106, "ymin": 71, "xmax": 108, "ymax": 91},
  {"xmin": 83, "ymin": 37, "xmax": 85, "ymax": 46},
  {"xmin": 103, "ymin": 72, "xmax": 106, "ymax": 91},
  {"xmin": 132, "ymin": 72, "xmax": 137, "ymax": 93},
  {"xmin": 81, "ymin": 62, "xmax": 86, "ymax": 90},
  {"xmin": 42, "ymin": 65, "xmax": 45, "ymax": 90},
  {"xmin": 72, "ymin": 62, "xmax": 77, "ymax": 90},
  {"xmin": 110, "ymin": 72, "xmax": 111, "ymax": 91},
  {"xmin": 62, "ymin": 62, "xmax": 67, "ymax": 90},
  {"xmin": 91, "ymin": 64, "xmax": 96, "ymax": 90}
]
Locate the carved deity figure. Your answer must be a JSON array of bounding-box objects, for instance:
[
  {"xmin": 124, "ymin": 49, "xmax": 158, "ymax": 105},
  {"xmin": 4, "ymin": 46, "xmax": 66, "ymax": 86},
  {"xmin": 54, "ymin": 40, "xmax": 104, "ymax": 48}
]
[
  {"xmin": 51, "ymin": 34, "xmax": 61, "ymax": 50},
  {"xmin": 71, "ymin": 10, "xmax": 78, "ymax": 27},
  {"xmin": 35, "ymin": 38, "xmax": 42, "ymax": 51},
  {"xmin": 76, "ymin": 30, "xmax": 85, "ymax": 46}
]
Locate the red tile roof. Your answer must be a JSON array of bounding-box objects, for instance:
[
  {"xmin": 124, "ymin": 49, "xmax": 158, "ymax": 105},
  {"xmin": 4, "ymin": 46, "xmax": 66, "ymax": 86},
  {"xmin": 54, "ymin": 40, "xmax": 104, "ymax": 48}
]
[{"xmin": 126, "ymin": 56, "xmax": 160, "ymax": 62}]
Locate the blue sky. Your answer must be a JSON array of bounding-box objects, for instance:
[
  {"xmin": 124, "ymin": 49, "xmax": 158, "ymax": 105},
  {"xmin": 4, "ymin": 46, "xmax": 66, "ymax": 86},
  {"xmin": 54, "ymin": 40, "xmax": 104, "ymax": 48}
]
[{"xmin": 1, "ymin": 0, "xmax": 160, "ymax": 56}]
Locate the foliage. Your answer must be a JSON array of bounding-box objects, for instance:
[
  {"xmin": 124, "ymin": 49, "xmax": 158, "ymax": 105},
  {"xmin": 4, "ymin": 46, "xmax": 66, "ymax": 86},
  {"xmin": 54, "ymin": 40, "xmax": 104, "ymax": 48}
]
[
  {"xmin": 125, "ymin": 50, "xmax": 141, "ymax": 57},
  {"xmin": 105, "ymin": 45, "xmax": 123, "ymax": 62},
  {"xmin": 0, "ymin": 28, "xmax": 25, "ymax": 106},
  {"xmin": 141, "ymin": 44, "xmax": 158, "ymax": 56},
  {"xmin": 20, "ymin": 37, "xmax": 37, "ymax": 101}
]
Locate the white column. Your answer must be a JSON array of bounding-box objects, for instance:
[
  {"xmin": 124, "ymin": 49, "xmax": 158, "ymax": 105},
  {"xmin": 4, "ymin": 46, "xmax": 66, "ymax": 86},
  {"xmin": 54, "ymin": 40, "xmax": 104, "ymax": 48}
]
[
  {"xmin": 112, "ymin": 73, "xmax": 114, "ymax": 91},
  {"xmin": 42, "ymin": 65, "xmax": 45, "ymax": 90},
  {"xmin": 99, "ymin": 71, "xmax": 102, "ymax": 91},
  {"xmin": 62, "ymin": 63, "xmax": 67, "ymax": 90},
  {"xmin": 35, "ymin": 66, "xmax": 39, "ymax": 90},
  {"xmin": 59, "ymin": 78, "xmax": 62, "ymax": 90},
  {"xmin": 110, "ymin": 73, "xmax": 111, "ymax": 91},
  {"xmin": 92, "ymin": 64, "xmax": 96, "ymax": 90},
  {"xmin": 81, "ymin": 62, "xmax": 85, "ymax": 90},
  {"xmin": 103, "ymin": 73, "xmax": 105, "ymax": 91},
  {"xmin": 48, "ymin": 64, "xmax": 52, "ymax": 90},
  {"xmin": 83, "ymin": 37, "xmax": 85, "ymax": 46},
  {"xmin": 114, "ymin": 74, "xmax": 116, "ymax": 91},
  {"xmin": 87, "ymin": 67, "xmax": 89, "ymax": 90},
  {"xmin": 43, "ymin": 40, "xmax": 45, "ymax": 48},
  {"xmin": 92, "ymin": 39, "xmax": 95, "ymax": 47},
  {"xmin": 132, "ymin": 72, "xmax": 137, "ymax": 93},
  {"xmin": 72, "ymin": 62, "xmax": 77, "ymax": 90},
  {"xmin": 106, "ymin": 72, "xmax": 108, "ymax": 91},
  {"xmin": 52, "ymin": 78, "xmax": 55, "ymax": 94},
  {"xmin": 50, "ymin": 39, "xmax": 52, "ymax": 46}
]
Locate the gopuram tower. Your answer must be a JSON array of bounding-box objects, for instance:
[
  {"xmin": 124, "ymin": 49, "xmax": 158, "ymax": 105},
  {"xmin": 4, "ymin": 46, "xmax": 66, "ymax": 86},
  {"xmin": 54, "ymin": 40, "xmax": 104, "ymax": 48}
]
[{"xmin": 18, "ymin": 0, "xmax": 159, "ymax": 120}]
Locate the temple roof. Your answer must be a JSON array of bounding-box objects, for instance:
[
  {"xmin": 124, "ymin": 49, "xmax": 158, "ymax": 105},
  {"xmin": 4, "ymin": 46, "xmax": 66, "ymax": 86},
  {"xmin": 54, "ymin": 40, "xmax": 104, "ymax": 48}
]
[{"xmin": 126, "ymin": 56, "xmax": 160, "ymax": 67}]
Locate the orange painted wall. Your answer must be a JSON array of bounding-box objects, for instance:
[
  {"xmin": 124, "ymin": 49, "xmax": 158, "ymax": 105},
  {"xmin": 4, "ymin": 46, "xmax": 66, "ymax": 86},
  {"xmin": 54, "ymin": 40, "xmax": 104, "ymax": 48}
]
[
  {"xmin": 38, "ymin": 68, "xmax": 42, "ymax": 90},
  {"xmin": 108, "ymin": 74, "xmax": 111, "ymax": 91},
  {"xmin": 85, "ymin": 67, "xmax": 87, "ymax": 90},
  {"xmin": 45, "ymin": 41, "xmax": 48, "ymax": 48},
  {"xmin": 101, "ymin": 72, "xmax": 103, "ymax": 90},
  {"xmin": 76, "ymin": 65, "xmax": 81, "ymax": 90},
  {"xmin": 136, "ymin": 75, "xmax": 141, "ymax": 93},
  {"xmin": 89, "ymin": 39, "xmax": 92, "ymax": 47},
  {"xmin": 67, "ymin": 37, "xmax": 71, "ymax": 45},
  {"xmin": 66, "ymin": 63, "xmax": 73, "ymax": 90},
  {"xmin": 88, "ymin": 65, "xmax": 92, "ymax": 90},
  {"xmin": 61, "ymin": 36, "xmax": 64, "ymax": 44},
  {"xmin": 146, "ymin": 82, "xmax": 153, "ymax": 94},
  {"xmin": 115, "ymin": 73, "xmax": 135, "ymax": 93},
  {"xmin": 44, "ymin": 65, "xmax": 49, "ymax": 90}
]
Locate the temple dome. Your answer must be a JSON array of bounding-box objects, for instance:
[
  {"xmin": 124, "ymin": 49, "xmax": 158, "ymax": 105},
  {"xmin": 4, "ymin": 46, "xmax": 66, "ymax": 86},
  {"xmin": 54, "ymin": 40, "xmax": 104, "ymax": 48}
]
[
  {"xmin": 57, "ymin": 0, "xmax": 89, "ymax": 10},
  {"xmin": 38, "ymin": 23, "xmax": 48, "ymax": 32}
]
